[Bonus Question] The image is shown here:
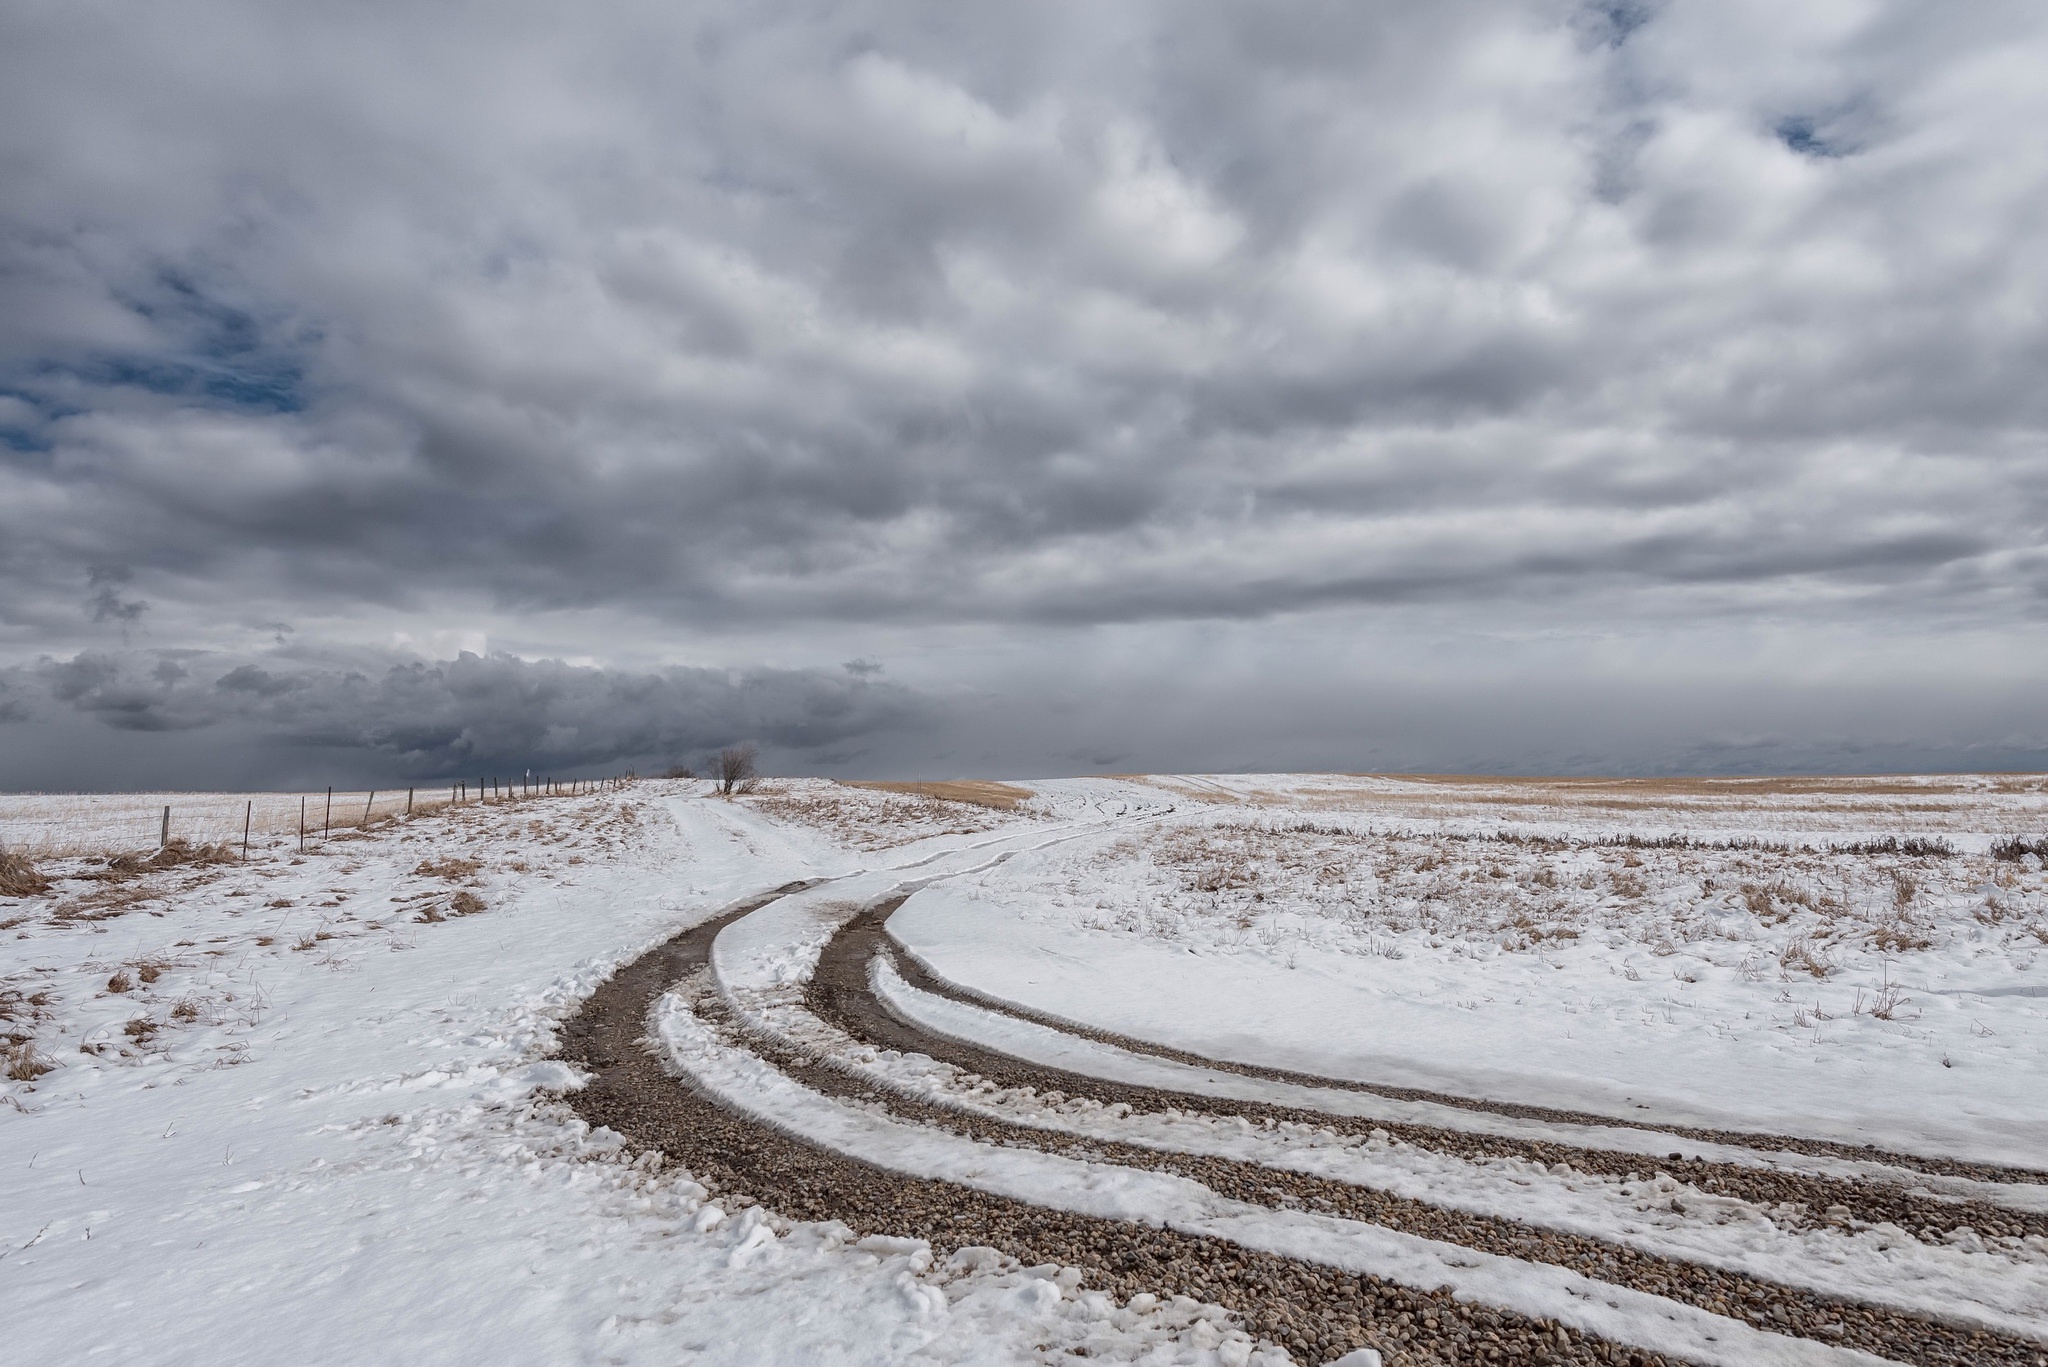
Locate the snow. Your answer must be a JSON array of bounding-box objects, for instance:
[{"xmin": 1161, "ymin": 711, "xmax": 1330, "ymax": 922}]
[
  {"xmin": 0, "ymin": 787, "xmax": 463, "ymax": 855},
  {"xmin": 672, "ymin": 929, "xmax": 1897, "ymax": 1367},
  {"xmin": 7, "ymin": 772, "xmax": 2047, "ymax": 1364},
  {"xmin": 1, "ymin": 786, "xmax": 1298, "ymax": 1365},
  {"xmin": 872, "ymin": 950, "xmax": 2048, "ymax": 1212},
  {"xmin": 864, "ymin": 961, "xmax": 2048, "ymax": 1335},
  {"xmin": 886, "ymin": 782, "xmax": 2048, "ymax": 1168}
]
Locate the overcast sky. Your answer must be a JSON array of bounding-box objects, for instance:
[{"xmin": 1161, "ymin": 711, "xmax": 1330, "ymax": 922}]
[{"xmin": 4, "ymin": 0, "xmax": 2046, "ymax": 788}]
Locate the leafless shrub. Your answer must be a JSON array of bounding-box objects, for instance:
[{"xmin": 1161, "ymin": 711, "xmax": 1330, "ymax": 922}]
[
  {"xmin": 0, "ymin": 850, "xmax": 52, "ymax": 897},
  {"xmin": 664, "ymin": 764, "xmax": 697, "ymax": 779},
  {"xmin": 1990, "ymin": 836, "xmax": 2047, "ymax": 862},
  {"xmin": 717, "ymin": 743, "xmax": 759, "ymax": 796}
]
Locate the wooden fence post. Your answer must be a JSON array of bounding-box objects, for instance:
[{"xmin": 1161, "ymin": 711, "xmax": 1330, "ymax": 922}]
[
  {"xmin": 299, "ymin": 795, "xmax": 306, "ymax": 853},
  {"xmin": 407, "ymin": 787, "xmax": 414, "ymax": 815},
  {"xmin": 161, "ymin": 805, "xmax": 170, "ymax": 848},
  {"xmin": 324, "ymin": 787, "xmax": 332, "ymax": 839},
  {"xmin": 243, "ymin": 800, "xmax": 252, "ymax": 859}
]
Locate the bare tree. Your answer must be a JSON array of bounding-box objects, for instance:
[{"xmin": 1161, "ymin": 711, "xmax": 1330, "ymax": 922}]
[{"xmin": 716, "ymin": 742, "xmax": 758, "ymax": 796}]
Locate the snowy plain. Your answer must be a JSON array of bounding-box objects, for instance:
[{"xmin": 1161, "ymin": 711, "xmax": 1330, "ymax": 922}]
[
  {"xmin": 1, "ymin": 783, "xmax": 1272, "ymax": 1365},
  {"xmin": 888, "ymin": 775, "xmax": 2048, "ymax": 1167},
  {"xmin": 4, "ymin": 772, "xmax": 2047, "ymax": 1364}
]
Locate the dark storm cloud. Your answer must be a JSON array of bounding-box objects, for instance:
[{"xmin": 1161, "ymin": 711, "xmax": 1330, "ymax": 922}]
[
  {"xmin": 0, "ymin": 1, "xmax": 2045, "ymax": 783},
  {"xmin": 0, "ymin": 649, "xmax": 927, "ymax": 778}
]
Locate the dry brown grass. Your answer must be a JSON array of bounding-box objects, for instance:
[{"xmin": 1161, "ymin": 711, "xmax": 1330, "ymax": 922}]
[
  {"xmin": 839, "ymin": 779, "xmax": 1036, "ymax": 811},
  {"xmin": 53, "ymin": 880, "xmax": 160, "ymax": 923},
  {"xmin": 413, "ymin": 856, "xmax": 482, "ymax": 880},
  {"xmin": 3, "ymin": 1040, "xmax": 54, "ymax": 1081},
  {"xmin": 1780, "ymin": 937, "xmax": 1836, "ymax": 978},
  {"xmin": 0, "ymin": 850, "xmax": 51, "ymax": 897},
  {"xmin": 1373, "ymin": 772, "xmax": 2048, "ymax": 798}
]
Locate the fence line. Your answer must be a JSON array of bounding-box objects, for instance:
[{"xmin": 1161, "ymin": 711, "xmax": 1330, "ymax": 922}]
[{"xmin": 0, "ymin": 772, "xmax": 641, "ymax": 858}]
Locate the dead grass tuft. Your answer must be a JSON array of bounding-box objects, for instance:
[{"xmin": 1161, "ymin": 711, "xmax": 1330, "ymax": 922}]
[
  {"xmin": 147, "ymin": 838, "xmax": 238, "ymax": 870},
  {"xmin": 1831, "ymin": 836, "xmax": 1958, "ymax": 858},
  {"xmin": 1872, "ymin": 915, "xmax": 1935, "ymax": 954},
  {"xmin": 449, "ymin": 891, "xmax": 486, "ymax": 916},
  {"xmin": 0, "ymin": 850, "xmax": 51, "ymax": 897},
  {"xmin": 3, "ymin": 1040, "xmax": 55, "ymax": 1081},
  {"xmin": 1855, "ymin": 977, "xmax": 1916, "ymax": 1021},
  {"xmin": 413, "ymin": 856, "xmax": 482, "ymax": 880},
  {"xmin": 1779, "ymin": 937, "xmax": 1836, "ymax": 978}
]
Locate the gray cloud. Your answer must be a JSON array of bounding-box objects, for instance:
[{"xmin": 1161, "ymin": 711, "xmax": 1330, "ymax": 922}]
[
  {"xmin": 1, "ymin": 1, "xmax": 2045, "ymax": 784},
  {"xmin": 2, "ymin": 649, "xmax": 928, "ymax": 779}
]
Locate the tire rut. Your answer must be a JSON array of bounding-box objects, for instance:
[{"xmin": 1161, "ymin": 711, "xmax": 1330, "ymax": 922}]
[
  {"xmin": 557, "ymin": 888, "xmax": 1680, "ymax": 1367},
  {"xmin": 881, "ymin": 917, "xmax": 2048, "ymax": 1191},
  {"xmin": 792, "ymin": 905, "xmax": 2045, "ymax": 1367}
]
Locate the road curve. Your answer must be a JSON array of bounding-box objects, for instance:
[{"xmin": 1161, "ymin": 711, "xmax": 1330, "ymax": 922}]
[{"xmin": 559, "ymin": 887, "xmax": 1673, "ymax": 1367}]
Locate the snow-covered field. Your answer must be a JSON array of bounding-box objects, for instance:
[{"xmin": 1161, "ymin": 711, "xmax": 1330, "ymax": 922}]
[
  {"xmin": 0, "ymin": 787, "xmax": 463, "ymax": 855},
  {"xmin": 3, "ymin": 773, "xmax": 2046, "ymax": 1365},
  {"xmin": 894, "ymin": 774, "xmax": 2048, "ymax": 1165}
]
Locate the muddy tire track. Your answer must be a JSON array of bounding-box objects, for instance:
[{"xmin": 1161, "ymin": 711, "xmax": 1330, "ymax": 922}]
[
  {"xmin": 786, "ymin": 906, "xmax": 2045, "ymax": 1366},
  {"xmin": 557, "ymin": 888, "xmax": 1676, "ymax": 1367}
]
